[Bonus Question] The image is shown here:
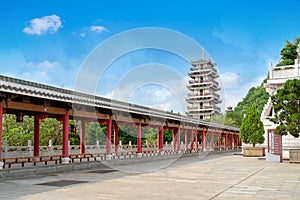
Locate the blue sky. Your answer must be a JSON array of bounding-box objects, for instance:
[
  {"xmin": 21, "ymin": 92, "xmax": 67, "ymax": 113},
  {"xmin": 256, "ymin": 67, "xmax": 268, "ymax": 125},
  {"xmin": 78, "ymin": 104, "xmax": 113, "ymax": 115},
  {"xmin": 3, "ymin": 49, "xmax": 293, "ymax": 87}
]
[{"xmin": 1, "ymin": 0, "xmax": 300, "ymax": 113}]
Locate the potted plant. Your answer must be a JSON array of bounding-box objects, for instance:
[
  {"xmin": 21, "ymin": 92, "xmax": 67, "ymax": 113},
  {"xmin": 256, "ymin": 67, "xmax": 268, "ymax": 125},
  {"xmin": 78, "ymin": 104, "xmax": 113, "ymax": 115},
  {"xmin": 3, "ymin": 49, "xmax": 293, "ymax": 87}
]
[{"xmin": 240, "ymin": 103, "xmax": 265, "ymax": 157}]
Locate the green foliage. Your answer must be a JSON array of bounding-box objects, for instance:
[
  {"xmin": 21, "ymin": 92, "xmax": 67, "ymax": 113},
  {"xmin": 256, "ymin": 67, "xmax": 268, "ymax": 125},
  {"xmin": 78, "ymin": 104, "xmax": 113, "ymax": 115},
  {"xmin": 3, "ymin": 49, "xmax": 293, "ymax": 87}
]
[
  {"xmin": 276, "ymin": 37, "xmax": 300, "ymax": 66},
  {"xmin": 85, "ymin": 122, "xmax": 106, "ymax": 145},
  {"xmin": 270, "ymin": 79, "xmax": 300, "ymax": 137},
  {"xmin": 2, "ymin": 115, "xmax": 75, "ymax": 146},
  {"xmin": 2, "ymin": 115, "xmax": 33, "ymax": 146},
  {"xmin": 239, "ymin": 103, "xmax": 265, "ymax": 147},
  {"xmin": 205, "ymin": 114, "xmax": 239, "ymax": 127},
  {"xmin": 228, "ymin": 84, "xmax": 270, "ymax": 127},
  {"xmin": 40, "ymin": 118, "xmax": 63, "ymax": 145}
]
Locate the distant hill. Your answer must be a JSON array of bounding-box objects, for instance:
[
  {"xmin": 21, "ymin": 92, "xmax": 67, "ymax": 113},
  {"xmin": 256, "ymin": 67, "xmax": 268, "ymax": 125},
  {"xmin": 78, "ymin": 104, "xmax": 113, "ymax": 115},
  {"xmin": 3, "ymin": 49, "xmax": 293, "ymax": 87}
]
[{"xmin": 227, "ymin": 82, "xmax": 270, "ymax": 126}]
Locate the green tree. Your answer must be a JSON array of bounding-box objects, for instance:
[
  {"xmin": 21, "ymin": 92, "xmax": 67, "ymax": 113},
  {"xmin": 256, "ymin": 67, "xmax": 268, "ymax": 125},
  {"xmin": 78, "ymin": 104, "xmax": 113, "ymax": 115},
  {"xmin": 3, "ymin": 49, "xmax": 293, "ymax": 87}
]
[
  {"xmin": 277, "ymin": 37, "xmax": 300, "ymax": 66},
  {"xmin": 270, "ymin": 79, "xmax": 300, "ymax": 137},
  {"xmin": 239, "ymin": 103, "xmax": 265, "ymax": 147},
  {"xmin": 230, "ymin": 84, "xmax": 270, "ymax": 127},
  {"xmin": 205, "ymin": 114, "xmax": 239, "ymax": 127}
]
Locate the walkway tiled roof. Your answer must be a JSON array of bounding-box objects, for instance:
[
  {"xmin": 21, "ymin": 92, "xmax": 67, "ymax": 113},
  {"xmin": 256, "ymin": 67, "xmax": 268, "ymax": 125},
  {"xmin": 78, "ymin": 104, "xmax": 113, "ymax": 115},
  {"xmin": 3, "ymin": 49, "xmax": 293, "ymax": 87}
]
[{"xmin": 0, "ymin": 75, "xmax": 239, "ymax": 132}]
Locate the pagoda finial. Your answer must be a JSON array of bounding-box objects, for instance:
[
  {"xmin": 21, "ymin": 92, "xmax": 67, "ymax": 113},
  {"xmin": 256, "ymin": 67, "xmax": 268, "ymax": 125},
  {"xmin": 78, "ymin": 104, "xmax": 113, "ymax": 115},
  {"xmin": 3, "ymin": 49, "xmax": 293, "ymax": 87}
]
[{"xmin": 201, "ymin": 48, "xmax": 205, "ymax": 60}]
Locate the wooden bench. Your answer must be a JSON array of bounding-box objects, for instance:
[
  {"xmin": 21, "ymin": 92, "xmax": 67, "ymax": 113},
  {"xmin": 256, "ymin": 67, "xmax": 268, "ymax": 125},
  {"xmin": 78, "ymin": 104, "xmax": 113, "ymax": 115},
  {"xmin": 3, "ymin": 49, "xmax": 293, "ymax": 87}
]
[
  {"xmin": 2, "ymin": 155, "xmax": 62, "ymax": 169},
  {"xmin": 68, "ymin": 154, "xmax": 95, "ymax": 163}
]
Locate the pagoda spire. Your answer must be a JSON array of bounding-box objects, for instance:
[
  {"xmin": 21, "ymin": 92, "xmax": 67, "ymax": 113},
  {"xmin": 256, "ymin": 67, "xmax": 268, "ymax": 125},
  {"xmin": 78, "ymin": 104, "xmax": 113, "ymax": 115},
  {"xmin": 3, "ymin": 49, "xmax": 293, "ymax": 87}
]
[{"xmin": 201, "ymin": 48, "xmax": 205, "ymax": 60}]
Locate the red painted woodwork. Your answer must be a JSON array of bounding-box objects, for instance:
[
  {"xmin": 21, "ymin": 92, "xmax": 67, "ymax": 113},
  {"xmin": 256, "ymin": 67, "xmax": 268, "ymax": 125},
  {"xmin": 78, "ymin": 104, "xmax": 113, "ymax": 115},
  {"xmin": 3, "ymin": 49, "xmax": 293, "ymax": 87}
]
[
  {"xmin": 106, "ymin": 119, "xmax": 112, "ymax": 155},
  {"xmin": 177, "ymin": 127, "xmax": 181, "ymax": 151},
  {"xmin": 157, "ymin": 126, "xmax": 164, "ymax": 151},
  {"xmin": 62, "ymin": 114, "xmax": 69, "ymax": 158},
  {"xmin": 195, "ymin": 131, "xmax": 199, "ymax": 150},
  {"xmin": 114, "ymin": 123, "xmax": 118, "ymax": 153},
  {"xmin": 34, "ymin": 116, "xmax": 40, "ymax": 156},
  {"xmin": 224, "ymin": 134, "xmax": 228, "ymax": 149},
  {"xmin": 185, "ymin": 130, "xmax": 188, "ymax": 150},
  {"xmin": 137, "ymin": 122, "xmax": 142, "ymax": 153},
  {"xmin": 80, "ymin": 120, "xmax": 86, "ymax": 154},
  {"xmin": 202, "ymin": 130, "xmax": 206, "ymax": 149},
  {"xmin": 0, "ymin": 106, "xmax": 2, "ymax": 160}
]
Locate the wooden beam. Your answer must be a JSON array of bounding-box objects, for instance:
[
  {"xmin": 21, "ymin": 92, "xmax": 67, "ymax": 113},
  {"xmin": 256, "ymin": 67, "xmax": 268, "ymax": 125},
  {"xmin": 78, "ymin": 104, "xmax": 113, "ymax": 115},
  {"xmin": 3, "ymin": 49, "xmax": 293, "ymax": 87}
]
[{"xmin": 3, "ymin": 101, "xmax": 67, "ymax": 115}]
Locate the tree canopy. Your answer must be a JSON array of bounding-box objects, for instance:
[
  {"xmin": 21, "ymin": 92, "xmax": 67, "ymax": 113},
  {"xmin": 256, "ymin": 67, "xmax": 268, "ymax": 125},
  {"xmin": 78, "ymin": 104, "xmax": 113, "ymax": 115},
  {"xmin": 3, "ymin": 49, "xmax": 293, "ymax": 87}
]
[
  {"xmin": 239, "ymin": 103, "xmax": 265, "ymax": 147},
  {"xmin": 276, "ymin": 37, "xmax": 300, "ymax": 66},
  {"xmin": 271, "ymin": 79, "xmax": 300, "ymax": 137},
  {"xmin": 225, "ymin": 84, "xmax": 269, "ymax": 127}
]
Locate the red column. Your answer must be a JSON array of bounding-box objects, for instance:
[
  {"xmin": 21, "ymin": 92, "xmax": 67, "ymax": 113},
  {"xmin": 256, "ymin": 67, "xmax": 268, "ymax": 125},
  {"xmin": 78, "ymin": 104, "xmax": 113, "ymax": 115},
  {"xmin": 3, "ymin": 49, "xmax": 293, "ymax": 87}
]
[
  {"xmin": 195, "ymin": 131, "xmax": 199, "ymax": 150},
  {"xmin": 230, "ymin": 134, "xmax": 233, "ymax": 149},
  {"xmin": 34, "ymin": 116, "xmax": 40, "ymax": 156},
  {"xmin": 190, "ymin": 130, "xmax": 194, "ymax": 150},
  {"xmin": 0, "ymin": 106, "xmax": 2, "ymax": 160},
  {"xmin": 224, "ymin": 133, "xmax": 227, "ymax": 149},
  {"xmin": 158, "ymin": 126, "xmax": 163, "ymax": 151},
  {"xmin": 106, "ymin": 119, "xmax": 112, "ymax": 155},
  {"xmin": 62, "ymin": 114, "xmax": 69, "ymax": 158},
  {"xmin": 80, "ymin": 120, "xmax": 86, "ymax": 155},
  {"xmin": 137, "ymin": 122, "xmax": 142, "ymax": 153},
  {"xmin": 202, "ymin": 130, "xmax": 206, "ymax": 150},
  {"xmin": 218, "ymin": 132, "xmax": 221, "ymax": 149},
  {"xmin": 210, "ymin": 132, "xmax": 214, "ymax": 149},
  {"xmin": 172, "ymin": 129, "xmax": 176, "ymax": 151},
  {"xmin": 114, "ymin": 123, "xmax": 118, "ymax": 153},
  {"xmin": 185, "ymin": 130, "xmax": 188, "ymax": 150},
  {"xmin": 177, "ymin": 127, "xmax": 181, "ymax": 151}
]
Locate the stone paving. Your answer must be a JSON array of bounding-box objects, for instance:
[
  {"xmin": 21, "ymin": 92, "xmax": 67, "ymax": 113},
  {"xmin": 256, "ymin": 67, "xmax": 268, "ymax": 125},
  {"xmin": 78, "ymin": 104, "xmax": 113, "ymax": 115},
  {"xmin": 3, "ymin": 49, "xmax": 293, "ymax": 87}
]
[{"xmin": 0, "ymin": 153, "xmax": 300, "ymax": 200}]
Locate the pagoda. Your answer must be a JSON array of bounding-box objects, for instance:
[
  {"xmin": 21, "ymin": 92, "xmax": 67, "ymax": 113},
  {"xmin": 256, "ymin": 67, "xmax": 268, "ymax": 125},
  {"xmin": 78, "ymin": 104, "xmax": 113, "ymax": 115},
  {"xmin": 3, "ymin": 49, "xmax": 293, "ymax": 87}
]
[{"xmin": 186, "ymin": 49, "xmax": 221, "ymax": 119}]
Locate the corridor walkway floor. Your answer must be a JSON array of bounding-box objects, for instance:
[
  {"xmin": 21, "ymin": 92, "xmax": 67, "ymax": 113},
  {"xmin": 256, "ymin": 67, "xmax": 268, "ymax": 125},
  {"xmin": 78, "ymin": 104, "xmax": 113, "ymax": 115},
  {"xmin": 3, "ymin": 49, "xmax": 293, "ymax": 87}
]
[{"xmin": 1, "ymin": 153, "xmax": 299, "ymax": 200}]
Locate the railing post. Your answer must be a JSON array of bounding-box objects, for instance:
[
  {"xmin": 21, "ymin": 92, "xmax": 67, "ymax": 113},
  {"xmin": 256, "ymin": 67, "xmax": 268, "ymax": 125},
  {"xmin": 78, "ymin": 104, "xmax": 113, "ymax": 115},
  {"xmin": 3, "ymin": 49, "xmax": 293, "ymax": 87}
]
[
  {"xmin": 28, "ymin": 140, "xmax": 33, "ymax": 156},
  {"xmin": 49, "ymin": 140, "xmax": 53, "ymax": 154}
]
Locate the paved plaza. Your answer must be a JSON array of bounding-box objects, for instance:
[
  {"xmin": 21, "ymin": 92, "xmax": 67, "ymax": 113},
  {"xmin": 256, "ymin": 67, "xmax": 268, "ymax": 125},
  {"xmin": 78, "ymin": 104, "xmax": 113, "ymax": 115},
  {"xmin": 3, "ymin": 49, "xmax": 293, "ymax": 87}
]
[{"xmin": 0, "ymin": 153, "xmax": 300, "ymax": 200}]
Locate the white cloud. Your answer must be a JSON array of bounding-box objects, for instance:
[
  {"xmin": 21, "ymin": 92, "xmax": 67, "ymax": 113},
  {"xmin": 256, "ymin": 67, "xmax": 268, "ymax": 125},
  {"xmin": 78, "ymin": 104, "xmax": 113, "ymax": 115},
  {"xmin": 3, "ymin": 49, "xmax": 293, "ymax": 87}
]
[
  {"xmin": 21, "ymin": 71, "xmax": 51, "ymax": 83},
  {"xmin": 245, "ymin": 75, "xmax": 265, "ymax": 89},
  {"xmin": 90, "ymin": 25, "xmax": 107, "ymax": 34},
  {"xmin": 23, "ymin": 14, "xmax": 62, "ymax": 35},
  {"xmin": 26, "ymin": 61, "xmax": 59, "ymax": 69},
  {"xmin": 151, "ymin": 103, "xmax": 172, "ymax": 111},
  {"xmin": 220, "ymin": 72, "xmax": 240, "ymax": 88},
  {"xmin": 221, "ymin": 75, "xmax": 266, "ymax": 109}
]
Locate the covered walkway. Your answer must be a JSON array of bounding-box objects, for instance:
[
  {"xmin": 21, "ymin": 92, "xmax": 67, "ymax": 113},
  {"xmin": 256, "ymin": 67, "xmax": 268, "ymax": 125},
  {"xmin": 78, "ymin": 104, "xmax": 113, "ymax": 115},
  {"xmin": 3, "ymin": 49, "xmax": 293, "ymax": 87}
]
[{"xmin": 0, "ymin": 75, "xmax": 240, "ymax": 169}]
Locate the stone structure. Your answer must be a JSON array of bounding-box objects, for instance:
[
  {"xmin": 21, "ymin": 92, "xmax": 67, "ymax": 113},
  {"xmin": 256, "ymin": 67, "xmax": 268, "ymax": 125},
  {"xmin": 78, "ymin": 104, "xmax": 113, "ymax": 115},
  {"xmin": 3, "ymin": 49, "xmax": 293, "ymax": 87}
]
[
  {"xmin": 261, "ymin": 44, "xmax": 300, "ymax": 159},
  {"xmin": 186, "ymin": 50, "xmax": 221, "ymax": 119}
]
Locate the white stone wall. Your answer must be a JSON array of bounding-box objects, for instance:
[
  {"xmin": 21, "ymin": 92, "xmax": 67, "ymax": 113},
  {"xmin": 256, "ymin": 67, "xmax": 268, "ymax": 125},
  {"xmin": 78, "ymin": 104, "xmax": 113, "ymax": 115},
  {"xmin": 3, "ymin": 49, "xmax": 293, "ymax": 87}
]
[{"xmin": 261, "ymin": 61, "xmax": 300, "ymax": 159}]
